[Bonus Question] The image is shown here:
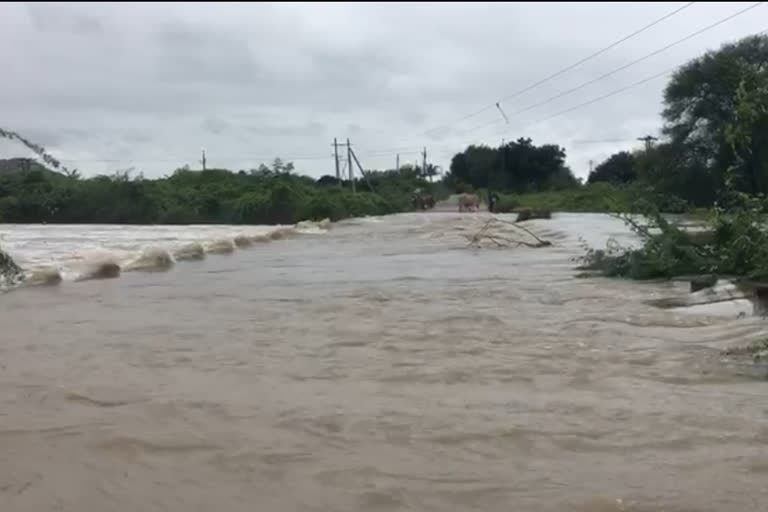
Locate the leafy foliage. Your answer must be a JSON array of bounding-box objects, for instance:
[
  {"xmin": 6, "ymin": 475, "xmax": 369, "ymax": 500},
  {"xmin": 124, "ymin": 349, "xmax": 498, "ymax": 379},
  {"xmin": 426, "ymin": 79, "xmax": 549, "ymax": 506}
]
[
  {"xmin": 0, "ymin": 161, "xmax": 432, "ymax": 225},
  {"xmin": 0, "ymin": 242, "xmax": 23, "ymax": 289},
  {"xmin": 587, "ymin": 151, "xmax": 636, "ymax": 184},
  {"xmin": 494, "ymin": 183, "xmax": 644, "ymax": 213},
  {"xmin": 446, "ymin": 35, "xmax": 768, "ymax": 212},
  {"xmin": 661, "ymin": 34, "xmax": 768, "ymax": 199},
  {"xmin": 581, "ymin": 67, "xmax": 768, "ymax": 281},
  {"xmin": 445, "ymin": 138, "xmax": 578, "ymax": 194}
]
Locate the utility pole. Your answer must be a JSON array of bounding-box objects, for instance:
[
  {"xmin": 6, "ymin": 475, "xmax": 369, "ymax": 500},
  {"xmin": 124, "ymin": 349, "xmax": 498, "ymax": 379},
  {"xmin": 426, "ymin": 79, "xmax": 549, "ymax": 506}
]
[
  {"xmin": 637, "ymin": 135, "xmax": 658, "ymax": 152},
  {"xmin": 422, "ymin": 147, "xmax": 428, "ymax": 181},
  {"xmin": 349, "ymin": 146, "xmax": 375, "ymax": 194},
  {"xmin": 347, "ymin": 138, "xmax": 355, "ymax": 194},
  {"xmin": 201, "ymin": 149, "xmax": 207, "ymax": 171},
  {"xmin": 333, "ymin": 138, "xmax": 341, "ymax": 186},
  {"xmin": 396, "ymin": 153, "xmax": 400, "ymax": 173},
  {"xmin": 589, "ymin": 159, "xmax": 594, "ymax": 174}
]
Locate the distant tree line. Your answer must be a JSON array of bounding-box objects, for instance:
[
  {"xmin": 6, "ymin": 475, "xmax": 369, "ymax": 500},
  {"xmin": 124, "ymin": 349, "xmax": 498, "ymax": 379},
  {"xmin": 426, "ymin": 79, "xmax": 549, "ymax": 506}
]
[{"xmin": 0, "ymin": 157, "xmax": 438, "ymax": 225}]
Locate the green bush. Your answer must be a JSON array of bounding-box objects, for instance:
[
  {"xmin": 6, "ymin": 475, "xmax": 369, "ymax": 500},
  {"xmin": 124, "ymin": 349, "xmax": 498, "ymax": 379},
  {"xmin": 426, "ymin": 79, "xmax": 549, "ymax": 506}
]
[
  {"xmin": 302, "ymin": 194, "xmax": 348, "ymax": 221},
  {"xmin": 579, "ymin": 74, "xmax": 768, "ymax": 282},
  {"xmin": 0, "ymin": 162, "xmax": 433, "ymax": 225},
  {"xmin": 494, "ymin": 194, "xmax": 518, "ymax": 213}
]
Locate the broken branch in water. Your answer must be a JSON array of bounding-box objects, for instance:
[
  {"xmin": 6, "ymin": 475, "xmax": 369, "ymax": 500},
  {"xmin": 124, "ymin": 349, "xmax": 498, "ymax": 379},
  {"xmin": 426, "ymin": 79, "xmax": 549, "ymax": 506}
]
[
  {"xmin": 465, "ymin": 217, "xmax": 552, "ymax": 249},
  {"xmin": 491, "ymin": 217, "xmax": 551, "ymax": 246}
]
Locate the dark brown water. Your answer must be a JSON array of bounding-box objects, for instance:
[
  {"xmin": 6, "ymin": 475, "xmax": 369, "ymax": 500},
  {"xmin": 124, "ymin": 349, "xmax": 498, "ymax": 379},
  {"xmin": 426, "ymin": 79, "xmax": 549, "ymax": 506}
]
[{"xmin": 2, "ymin": 213, "xmax": 768, "ymax": 511}]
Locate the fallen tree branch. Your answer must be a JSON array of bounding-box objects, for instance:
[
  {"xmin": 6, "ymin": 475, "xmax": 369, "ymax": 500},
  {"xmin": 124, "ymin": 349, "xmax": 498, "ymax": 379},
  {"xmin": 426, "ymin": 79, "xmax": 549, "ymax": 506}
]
[{"xmin": 464, "ymin": 217, "xmax": 552, "ymax": 249}]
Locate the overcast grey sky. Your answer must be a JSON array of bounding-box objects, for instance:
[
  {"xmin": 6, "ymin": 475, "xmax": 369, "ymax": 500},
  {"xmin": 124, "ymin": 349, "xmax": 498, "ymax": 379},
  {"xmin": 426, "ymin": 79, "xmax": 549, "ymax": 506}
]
[{"xmin": 0, "ymin": 2, "xmax": 765, "ymax": 179}]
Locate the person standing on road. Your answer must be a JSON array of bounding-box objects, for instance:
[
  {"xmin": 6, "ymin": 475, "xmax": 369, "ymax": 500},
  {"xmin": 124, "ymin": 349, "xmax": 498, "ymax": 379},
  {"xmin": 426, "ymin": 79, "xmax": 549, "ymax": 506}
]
[{"xmin": 488, "ymin": 192, "xmax": 499, "ymax": 213}]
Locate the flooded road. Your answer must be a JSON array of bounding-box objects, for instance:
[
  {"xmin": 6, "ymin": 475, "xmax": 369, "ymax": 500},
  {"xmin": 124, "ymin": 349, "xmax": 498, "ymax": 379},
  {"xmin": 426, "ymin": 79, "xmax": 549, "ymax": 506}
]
[{"xmin": 2, "ymin": 213, "xmax": 768, "ymax": 511}]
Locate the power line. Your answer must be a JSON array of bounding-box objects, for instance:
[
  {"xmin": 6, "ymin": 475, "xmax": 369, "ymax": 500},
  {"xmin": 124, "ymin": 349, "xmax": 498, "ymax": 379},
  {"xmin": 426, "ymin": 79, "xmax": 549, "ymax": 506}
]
[
  {"xmin": 489, "ymin": 24, "xmax": 768, "ymax": 141},
  {"xmin": 498, "ymin": 2, "xmax": 764, "ymax": 123},
  {"xmin": 57, "ymin": 154, "xmax": 334, "ymax": 163},
  {"xmin": 52, "ymin": 145, "xmax": 447, "ymax": 164},
  {"xmin": 417, "ymin": 2, "xmax": 696, "ymax": 138},
  {"xmin": 445, "ymin": 2, "xmax": 764, "ymax": 142},
  {"xmin": 510, "ymin": 67, "xmax": 677, "ymax": 134},
  {"xmin": 496, "ymin": 2, "xmax": 698, "ymax": 106}
]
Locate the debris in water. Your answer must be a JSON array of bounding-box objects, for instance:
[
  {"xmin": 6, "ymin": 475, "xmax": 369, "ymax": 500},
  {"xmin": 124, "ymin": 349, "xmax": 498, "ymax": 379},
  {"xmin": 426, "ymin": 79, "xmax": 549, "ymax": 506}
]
[
  {"xmin": 75, "ymin": 262, "xmax": 121, "ymax": 281},
  {"xmin": 0, "ymin": 245, "xmax": 24, "ymax": 289},
  {"xmin": 465, "ymin": 217, "xmax": 552, "ymax": 249},
  {"xmin": 515, "ymin": 207, "xmax": 552, "ymax": 222},
  {"xmin": 721, "ymin": 339, "xmax": 768, "ymax": 361},
  {"xmin": 718, "ymin": 339, "xmax": 768, "ymax": 380}
]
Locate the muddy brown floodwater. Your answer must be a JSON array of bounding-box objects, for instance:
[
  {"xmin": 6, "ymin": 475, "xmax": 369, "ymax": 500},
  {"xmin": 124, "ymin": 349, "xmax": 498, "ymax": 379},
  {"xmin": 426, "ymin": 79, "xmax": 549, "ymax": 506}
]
[{"xmin": 1, "ymin": 213, "xmax": 768, "ymax": 511}]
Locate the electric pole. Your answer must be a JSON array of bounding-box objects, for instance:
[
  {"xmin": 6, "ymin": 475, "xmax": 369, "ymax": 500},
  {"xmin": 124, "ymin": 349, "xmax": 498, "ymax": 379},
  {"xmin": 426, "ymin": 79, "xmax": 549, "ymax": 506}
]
[
  {"xmin": 637, "ymin": 135, "xmax": 658, "ymax": 152},
  {"xmin": 589, "ymin": 159, "xmax": 594, "ymax": 174},
  {"xmin": 422, "ymin": 147, "xmax": 428, "ymax": 181},
  {"xmin": 201, "ymin": 149, "xmax": 207, "ymax": 171},
  {"xmin": 347, "ymin": 138, "xmax": 355, "ymax": 194},
  {"xmin": 349, "ymin": 145, "xmax": 375, "ymax": 194},
  {"xmin": 333, "ymin": 138, "xmax": 340, "ymax": 182},
  {"xmin": 396, "ymin": 153, "xmax": 400, "ymax": 173}
]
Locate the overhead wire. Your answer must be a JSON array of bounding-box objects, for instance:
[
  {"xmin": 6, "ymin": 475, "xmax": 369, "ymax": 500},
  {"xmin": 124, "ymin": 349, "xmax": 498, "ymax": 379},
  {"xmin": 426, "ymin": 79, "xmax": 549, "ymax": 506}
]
[
  {"xmin": 492, "ymin": 25, "xmax": 768, "ymax": 142},
  {"xmin": 415, "ymin": 2, "xmax": 697, "ymax": 138},
  {"xmin": 502, "ymin": 2, "xmax": 763, "ymax": 119},
  {"xmin": 456, "ymin": 1, "xmax": 765, "ymax": 139}
]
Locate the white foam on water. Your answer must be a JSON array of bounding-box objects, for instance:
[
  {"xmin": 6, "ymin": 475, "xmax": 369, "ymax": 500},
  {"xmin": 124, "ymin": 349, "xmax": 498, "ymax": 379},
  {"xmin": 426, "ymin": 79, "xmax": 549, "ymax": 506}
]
[
  {"xmin": 23, "ymin": 266, "xmax": 63, "ymax": 286},
  {"xmin": 0, "ymin": 224, "xmax": 274, "ymax": 284},
  {"xmin": 123, "ymin": 248, "xmax": 175, "ymax": 272},
  {"xmin": 295, "ymin": 218, "xmax": 331, "ymax": 234},
  {"xmin": 670, "ymin": 298, "xmax": 755, "ymax": 317},
  {"xmin": 173, "ymin": 243, "xmax": 206, "ymax": 261},
  {"xmin": 204, "ymin": 239, "xmax": 236, "ymax": 254}
]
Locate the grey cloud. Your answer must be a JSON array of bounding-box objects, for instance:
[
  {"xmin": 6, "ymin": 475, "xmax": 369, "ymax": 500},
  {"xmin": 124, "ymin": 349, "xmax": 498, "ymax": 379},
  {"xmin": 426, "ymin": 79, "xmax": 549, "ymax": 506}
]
[
  {"xmin": 26, "ymin": 2, "xmax": 104, "ymax": 35},
  {"xmin": 202, "ymin": 116, "xmax": 231, "ymax": 135},
  {"xmin": 0, "ymin": 2, "xmax": 764, "ymax": 178},
  {"xmin": 248, "ymin": 122, "xmax": 326, "ymax": 138},
  {"xmin": 150, "ymin": 23, "xmax": 262, "ymax": 86},
  {"xmin": 6, "ymin": 126, "xmax": 90, "ymax": 149},
  {"xmin": 400, "ymin": 110, "xmax": 427, "ymax": 126}
]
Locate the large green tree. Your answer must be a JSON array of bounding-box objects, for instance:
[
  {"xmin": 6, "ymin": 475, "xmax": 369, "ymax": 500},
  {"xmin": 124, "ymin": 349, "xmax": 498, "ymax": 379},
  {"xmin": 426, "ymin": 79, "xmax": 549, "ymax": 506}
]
[
  {"xmin": 662, "ymin": 34, "xmax": 768, "ymax": 197},
  {"xmin": 446, "ymin": 138, "xmax": 576, "ymax": 193},
  {"xmin": 587, "ymin": 151, "xmax": 636, "ymax": 184}
]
